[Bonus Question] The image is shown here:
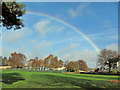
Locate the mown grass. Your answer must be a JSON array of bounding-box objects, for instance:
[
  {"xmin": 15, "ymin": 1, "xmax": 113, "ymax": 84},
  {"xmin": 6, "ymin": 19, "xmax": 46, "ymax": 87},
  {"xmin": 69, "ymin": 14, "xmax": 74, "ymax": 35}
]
[{"xmin": 2, "ymin": 70, "xmax": 120, "ymax": 88}]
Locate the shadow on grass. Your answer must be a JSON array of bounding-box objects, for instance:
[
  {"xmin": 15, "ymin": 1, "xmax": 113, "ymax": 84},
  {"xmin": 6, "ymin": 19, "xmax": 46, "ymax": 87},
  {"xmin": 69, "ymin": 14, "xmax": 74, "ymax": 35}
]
[
  {"xmin": 31, "ymin": 74, "xmax": 118, "ymax": 88},
  {"xmin": 2, "ymin": 73, "xmax": 25, "ymax": 84},
  {"xmin": 46, "ymin": 75, "xmax": 99, "ymax": 88}
]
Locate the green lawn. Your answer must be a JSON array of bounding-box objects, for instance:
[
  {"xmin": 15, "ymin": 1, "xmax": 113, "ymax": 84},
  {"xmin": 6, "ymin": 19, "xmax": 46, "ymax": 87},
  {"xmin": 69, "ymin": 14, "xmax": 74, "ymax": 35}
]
[{"xmin": 2, "ymin": 70, "xmax": 120, "ymax": 88}]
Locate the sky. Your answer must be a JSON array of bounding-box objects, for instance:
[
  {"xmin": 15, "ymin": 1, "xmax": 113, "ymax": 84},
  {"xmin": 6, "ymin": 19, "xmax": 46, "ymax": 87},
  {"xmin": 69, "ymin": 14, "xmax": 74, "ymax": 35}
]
[{"xmin": 1, "ymin": 2, "xmax": 118, "ymax": 68}]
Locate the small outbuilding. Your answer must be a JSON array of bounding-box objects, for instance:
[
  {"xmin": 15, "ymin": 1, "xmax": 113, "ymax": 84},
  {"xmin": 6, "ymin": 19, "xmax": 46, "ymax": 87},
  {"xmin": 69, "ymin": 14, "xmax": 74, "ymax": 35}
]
[{"xmin": 0, "ymin": 65, "xmax": 11, "ymax": 69}]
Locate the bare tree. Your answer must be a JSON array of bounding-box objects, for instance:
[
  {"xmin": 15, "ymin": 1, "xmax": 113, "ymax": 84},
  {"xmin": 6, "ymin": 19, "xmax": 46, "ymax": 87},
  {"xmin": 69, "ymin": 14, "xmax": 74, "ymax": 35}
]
[{"xmin": 97, "ymin": 48, "xmax": 118, "ymax": 72}]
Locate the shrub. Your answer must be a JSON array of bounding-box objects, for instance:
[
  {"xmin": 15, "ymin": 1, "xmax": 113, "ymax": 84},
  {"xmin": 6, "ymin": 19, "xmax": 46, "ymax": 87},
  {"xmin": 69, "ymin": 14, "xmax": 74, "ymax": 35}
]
[
  {"xmin": 73, "ymin": 68, "xmax": 76, "ymax": 72},
  {"xmin": 94, "ymin": 68, "xmax": 99, "ymax": 72},
  {"xmin": 112, "ymin": 69, "xmax": 117, "ymax": 73}
]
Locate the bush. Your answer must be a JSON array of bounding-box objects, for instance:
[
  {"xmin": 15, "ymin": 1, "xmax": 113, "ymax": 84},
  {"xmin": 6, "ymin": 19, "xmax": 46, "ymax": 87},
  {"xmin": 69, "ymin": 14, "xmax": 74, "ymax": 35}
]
[
  {"xmin": 73, "ymin": 68, "xmax": 76, "ymax": 72},
  {"xmin": 112, "ymin": 69, "xmax": 117, "ymax": 73},
  {"xmin": 94, "ymin": 68, "xmax": 99, "ymax": 72}
]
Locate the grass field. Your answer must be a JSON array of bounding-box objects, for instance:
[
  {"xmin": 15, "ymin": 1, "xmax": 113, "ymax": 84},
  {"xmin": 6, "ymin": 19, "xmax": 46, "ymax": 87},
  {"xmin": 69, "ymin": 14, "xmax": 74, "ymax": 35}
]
[{"xmin": 2, "ymin": 70, "xmax": 120, "ymax": 88}]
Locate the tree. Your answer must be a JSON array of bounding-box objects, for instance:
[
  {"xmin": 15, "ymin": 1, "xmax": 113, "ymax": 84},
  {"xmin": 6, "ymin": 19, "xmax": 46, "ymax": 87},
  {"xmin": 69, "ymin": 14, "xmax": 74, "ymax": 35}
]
[
  {"xmin": 65, "ymin": 60, "xmax": 88, "ymax": 72},
  {"xmin": 27, "ymin": 59, "xmax": 33, "ymax": 69},
  {"xmin": 66, "ymin": 61, "xmax": 75, "ymax": 72},
  {"xmin": 1, "ymin": 1, "xmax": 26, "ymax": 30},
  {"xmin": 34, "ymin": 57, "xmax": 39, "ymax": 68},
  {"xmin": 28, "ymin": 59, "xmax": 34, "ymax": 69},
  {"xmin": 64, "ymin": 60, "xmax": 69, "ymax": 67},
  {"xmin": 58, "ymin": 60, "xmax": 64, "ymax": 68},
  {"xmin": 74, "ymin": 61, "xmax": 79, "ymax": 72},
  {"xmin": 2, "ymin": 57, "xmax": 8, "ymax": 65},
  {"xmin": 0, "ymin": 56, "xmax": 2, "ymax": 65},
  {"xmin": 8, "ymin": 52, "xmax": 26, "ymax": 68},
  {"xmin": 77, "ymin": 60, "xmax": 88, "ymax": 71},
  {"xmin": 28, "ymin": 59, "xmax": 38, "ymax": 69},
  {"xmin": 97, "ymin": 48, "xmax": 118, "ymax": 72},
  {"xmin": 50, "ymin": 56, "xmax": 58, "ymax": 68},
  {"xmin": 34, "ymin": 57, "xmax": 38, "ymax": 61},
  {"xmin": 38, "ymin": 59, "xmax": 44, "ymax": 70},
  {"xmin": 44, "ymin": 58, "xmax": 49, "ymax": 68},
  {"xmin": 44, "ymin": 54, "xmax": 53, "ymax": 68},
  {"xmin": 44, "ymin": 54, "xmax": 64, "ymax": 68},
  {"xmin": 8, "ymin": 57, "xmax": 12, "ymax": 66}
]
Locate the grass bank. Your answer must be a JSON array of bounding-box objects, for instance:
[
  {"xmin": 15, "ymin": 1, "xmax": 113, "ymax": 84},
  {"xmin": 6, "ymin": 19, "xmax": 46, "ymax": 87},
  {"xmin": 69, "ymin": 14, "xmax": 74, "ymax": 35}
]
[{"xmin": 2, "ymin": 70, "xmax": 120, "ymax": 88}]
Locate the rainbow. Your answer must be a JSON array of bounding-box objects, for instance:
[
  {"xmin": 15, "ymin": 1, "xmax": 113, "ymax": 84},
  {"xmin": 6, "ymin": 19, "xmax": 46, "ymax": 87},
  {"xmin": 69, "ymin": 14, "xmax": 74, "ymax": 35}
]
[{"xmin": 26, "ymin": 11, "xmax": 101, "ymax": 54}]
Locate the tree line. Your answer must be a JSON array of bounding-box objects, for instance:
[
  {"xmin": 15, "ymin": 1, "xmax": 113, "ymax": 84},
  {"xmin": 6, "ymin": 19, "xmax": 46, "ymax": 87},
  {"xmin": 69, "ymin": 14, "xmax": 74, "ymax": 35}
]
[
  {"xmin": 1, "ymin": 48, "xmax": 118, "ymax": 72},
  {"xmin": 0, "ymin": 52, "xmax": 88, "ymax": 71}
]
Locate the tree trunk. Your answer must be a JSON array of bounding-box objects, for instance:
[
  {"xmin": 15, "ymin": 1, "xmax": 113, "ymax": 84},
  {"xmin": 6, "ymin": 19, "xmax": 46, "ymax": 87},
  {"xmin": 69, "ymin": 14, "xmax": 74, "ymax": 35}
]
[{"xmin": 109, "ymin": 63, "xmax": 111, "ymax": 73}]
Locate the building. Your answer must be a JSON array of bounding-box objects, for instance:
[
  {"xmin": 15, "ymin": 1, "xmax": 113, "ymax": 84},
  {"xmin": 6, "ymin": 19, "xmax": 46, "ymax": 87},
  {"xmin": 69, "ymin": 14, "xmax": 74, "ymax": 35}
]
[
  {"xmin": 77, "ymin": 70, "xmax": 86, "ymax": 72},
  {"xmin": 50, "ymin": 67, "xmax": 66, "ymax": 71},
  {"xmin": 57, "ymin": 67, "xmax": 66, "ymax": 70},
  {"xmin": 0, "ymin": 65, "xmax": 11, "ymax": 69},
  {"xmin": 88, "ymin": 68, "xmax": 96, "ymax": 72}
]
